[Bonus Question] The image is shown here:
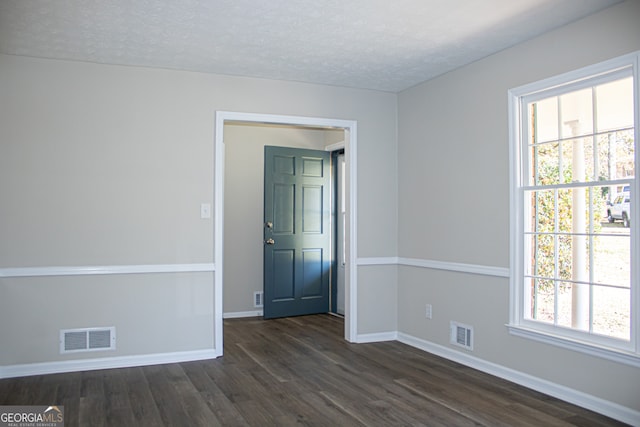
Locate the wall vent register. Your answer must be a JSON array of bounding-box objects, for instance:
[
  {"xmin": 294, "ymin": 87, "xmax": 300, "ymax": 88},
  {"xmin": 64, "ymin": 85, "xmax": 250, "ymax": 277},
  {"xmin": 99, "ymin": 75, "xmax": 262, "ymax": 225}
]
[
  {"xmin": 60, "ymin": 327, "xmax": 116, "ymax": 353},
  {"xmin": 450, "ymin": 321, "xmax": 474, "ymax": 351},
  {"xmin": 254, "ymin": 291, "xmax": 264, "ymax": 308}
]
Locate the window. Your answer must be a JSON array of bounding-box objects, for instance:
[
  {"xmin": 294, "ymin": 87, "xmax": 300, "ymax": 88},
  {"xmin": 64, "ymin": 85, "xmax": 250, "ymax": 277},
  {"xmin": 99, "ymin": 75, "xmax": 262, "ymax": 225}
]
[{"xmin": 509, "ymin": 52, "xmax": 639, "ymax": 365}]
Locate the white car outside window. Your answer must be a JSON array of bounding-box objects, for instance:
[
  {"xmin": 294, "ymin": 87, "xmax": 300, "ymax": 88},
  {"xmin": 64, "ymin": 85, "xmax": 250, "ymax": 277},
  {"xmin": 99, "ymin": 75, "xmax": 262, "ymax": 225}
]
[{"xmin": 608, "ymin": 193, "xmax": 631, "ymax": 227}]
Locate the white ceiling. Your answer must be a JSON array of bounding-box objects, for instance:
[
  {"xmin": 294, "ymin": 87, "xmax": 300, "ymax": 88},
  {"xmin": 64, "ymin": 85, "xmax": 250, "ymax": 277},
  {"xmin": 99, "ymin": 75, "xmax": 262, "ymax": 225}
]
[{"xmin": 0, "ymin": 0, "xmax": 622, "ymax": 92}]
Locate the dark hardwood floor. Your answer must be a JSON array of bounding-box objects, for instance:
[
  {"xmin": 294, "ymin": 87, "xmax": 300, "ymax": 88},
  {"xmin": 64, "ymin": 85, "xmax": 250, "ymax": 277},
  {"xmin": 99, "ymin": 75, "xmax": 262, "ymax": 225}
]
[{"xmin": 0, "ymin": 314, "xmax": 628, "ymax": 426}]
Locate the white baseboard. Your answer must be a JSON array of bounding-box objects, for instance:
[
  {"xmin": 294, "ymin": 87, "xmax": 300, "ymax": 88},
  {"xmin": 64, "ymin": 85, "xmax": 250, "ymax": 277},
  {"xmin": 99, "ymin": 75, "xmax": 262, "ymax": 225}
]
[
  {"xmin": 356, "ymin": 331, "xmax": 398, "ymax": 343},
  {"xmin": 396, "ymin": 332, "xmax": 639, "ymax": 426},
  {"xmin": 0, "ymin": 349, "xmax": 219, "ymax": 379},
  {"xmin": 223, "ymin": 310, "xmax": 263, "ymax": 319}
]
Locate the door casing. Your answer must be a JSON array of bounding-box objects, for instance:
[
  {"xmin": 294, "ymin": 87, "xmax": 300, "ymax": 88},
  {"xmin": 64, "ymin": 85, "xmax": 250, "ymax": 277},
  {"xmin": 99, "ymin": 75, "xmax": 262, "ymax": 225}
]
[{"xmin": 214, "ymin": 111, "xmax": 358, "ymax": 356}]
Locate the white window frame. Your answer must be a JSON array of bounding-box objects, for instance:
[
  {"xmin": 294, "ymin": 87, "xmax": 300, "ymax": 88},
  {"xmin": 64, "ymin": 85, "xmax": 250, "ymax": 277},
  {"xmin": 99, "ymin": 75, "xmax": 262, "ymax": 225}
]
[{"xmin": 508, "ymin": 51, "xmax": 640, "ymax": 367}]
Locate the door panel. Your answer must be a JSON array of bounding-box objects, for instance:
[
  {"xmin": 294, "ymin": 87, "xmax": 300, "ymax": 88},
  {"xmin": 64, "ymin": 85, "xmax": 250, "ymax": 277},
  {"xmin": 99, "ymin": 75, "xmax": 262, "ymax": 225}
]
[
  {"xmin": 303, "ymin": 157, "xmax": 324, "ymax": 176},
  {"xmin": 273, "ymin": 184, "xmax": 294, "ymax": 233},
  {"xmin": 302, "ymin": 185, "xmax": 323, "ymax": 233},
  {"xmin": 273, "ymin": 250, "xmax": 295, "ymax": 300},
  {"xmin": 302, "ymin": 249, "xmax": 323, "ymax": 297},
  {"xmin": 274, "ymin": 154, "xmax": 295, "ymax": 175},
  {"xmin": 264, "ymin": 146, "xmax": 330, "ymax": 319}
]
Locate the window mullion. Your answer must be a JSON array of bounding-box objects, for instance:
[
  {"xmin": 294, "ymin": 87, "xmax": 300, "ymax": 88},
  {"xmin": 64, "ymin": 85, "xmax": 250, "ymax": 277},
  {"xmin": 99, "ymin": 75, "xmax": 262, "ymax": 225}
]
[
  {"xmin": 592, "ymin": 88, "xmax": 600, "ymax": 182},
  {"xmin": 533, "ymin": 104, "xmax": 538, "ymax": 186},
  {"xmin": 554, "ymin": 96, "xmax": 562, "ymax": 327},
  {"xmin": 554, "ymin": 188, "xmax": 560, "ymax": 326},
  {"xmin": 589, "ymin": 88, "xmax": 598, "ymax": 334},
  {"xmin": 589, "ymin": 188, "xmax": 595, "ymax": 334},
  {"xmin": 632, "ymin": 56, "xmax": 639, "ymax": 354},
  {"xmin": 558, "ymin": 97, "xmax": 564, "ymax": 183}
]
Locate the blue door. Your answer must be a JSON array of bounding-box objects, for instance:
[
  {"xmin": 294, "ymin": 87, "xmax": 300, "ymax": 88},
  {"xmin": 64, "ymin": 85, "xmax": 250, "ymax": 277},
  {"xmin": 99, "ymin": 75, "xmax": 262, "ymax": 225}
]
[{"xmin": 264, "ymin": 146, "xmax": 331, "ymax": 319}]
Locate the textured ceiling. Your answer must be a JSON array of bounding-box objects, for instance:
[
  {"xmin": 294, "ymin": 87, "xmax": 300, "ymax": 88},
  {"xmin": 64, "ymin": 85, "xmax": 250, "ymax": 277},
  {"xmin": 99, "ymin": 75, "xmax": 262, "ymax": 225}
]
[{"xmin": 0, "ymin": 0, "xmax": 622, "ymax": 92}]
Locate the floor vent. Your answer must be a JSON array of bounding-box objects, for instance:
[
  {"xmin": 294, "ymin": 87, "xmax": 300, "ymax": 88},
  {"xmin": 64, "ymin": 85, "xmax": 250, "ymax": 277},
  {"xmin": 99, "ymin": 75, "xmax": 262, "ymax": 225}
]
[
  {"xmin": 60, "ymin": 327, "xmax": 116, "ymax": 354},
  {"xmin": 450, "ymin": 321, "xmax": 473, "ymax": 351},
  {"xmin": 254, "ymin": 291, "xmax": 264, "ymax": 308}
]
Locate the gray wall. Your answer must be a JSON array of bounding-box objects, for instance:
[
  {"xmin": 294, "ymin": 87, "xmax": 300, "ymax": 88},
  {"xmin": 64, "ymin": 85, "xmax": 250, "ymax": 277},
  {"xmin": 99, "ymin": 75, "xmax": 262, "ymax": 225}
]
[
  {"xmin": 0, "ymin": 54, "xmax": 398, "ymax": 366},
  {"xmin": 397, "ymin": 0, "xmax": 640, "ymax": 412}
]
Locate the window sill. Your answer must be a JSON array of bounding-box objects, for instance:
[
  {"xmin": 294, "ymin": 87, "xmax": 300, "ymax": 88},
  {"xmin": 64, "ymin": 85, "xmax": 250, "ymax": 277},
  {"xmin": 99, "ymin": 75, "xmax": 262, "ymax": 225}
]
[{"xmin": 506, "ymin": 324, "xmax": 640, "ymax": 368}]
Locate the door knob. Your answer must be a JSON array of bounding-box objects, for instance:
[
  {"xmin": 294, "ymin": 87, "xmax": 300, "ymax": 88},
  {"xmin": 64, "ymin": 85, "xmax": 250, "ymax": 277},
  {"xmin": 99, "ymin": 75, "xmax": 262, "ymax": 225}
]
[
  {"xmin": 265, "ymin": 238, "xmax": 275, "ymax": 245},
  {"xmin": 265, "ymin": 221, "xmax": 273, "ymax": 229}
]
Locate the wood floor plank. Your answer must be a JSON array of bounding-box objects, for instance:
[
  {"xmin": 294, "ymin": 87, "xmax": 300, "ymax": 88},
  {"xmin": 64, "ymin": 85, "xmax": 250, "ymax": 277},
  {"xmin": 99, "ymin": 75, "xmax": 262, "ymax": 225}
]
[
  {"xmin": 142, "ymin": 364, "xmax": 193, "ymax": 426},
  {"xmin": 198, "ymin": 389, "xmax": 249, "ymax": 427},
  {"xmin": 396, "ymin": 376, "xmax": 540, "ymax": 427},
  {"xmin": 78, "ymin": 369, "xmax": 106, "ymax": 426},
  {"xmin": 293, "ymin": 390, "xmax": 367, "ymax": 426},
  {"xmin": 232, "ymin": 399, "xmax": 280, "ymax": 427},
  {"xmin": 80, "ymin": 370, "xmax": 104, "ymax": 399},
  {"xmin": 79, "ymin": 396, "xmax": 106, "ymax": 427},
  {"xmin": 52, "ymin": 371, "xmax": 82, "ymax": 427},
  {"xmin": 24, "ymin": 376, "xmax": 49, "ymax": 406},
  {"xmin": 1, "ymin": 375, "xmax": 41, "ymax": 405},
  {"xmin": 121, "ymin": 367, "xmax": 164, "ymax": 427},
  {"xmin": 169, "ymin": 365, "xmax": 223, "ymax": 427},
  {"xmin": 102, "ymin": 368, "xmax": 136, "ymax": 426},
  {"xmin": 0, "ymin": 314, "xmax": 629, "ymax": 426},
  {"xmin": 200, "ymin": 358, "xmax": 264, "ymax": 405},
  {"xmin": 182, "ymin": 362, "xmax": 249, "ymax": 425}
]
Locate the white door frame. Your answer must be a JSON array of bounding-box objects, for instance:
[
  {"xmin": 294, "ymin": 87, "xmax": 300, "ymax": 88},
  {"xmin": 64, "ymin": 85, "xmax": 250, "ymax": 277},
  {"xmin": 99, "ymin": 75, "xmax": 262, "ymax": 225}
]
[{"xmin": 213, "ymin": 111, "xmax": 358, "ymax": 356}]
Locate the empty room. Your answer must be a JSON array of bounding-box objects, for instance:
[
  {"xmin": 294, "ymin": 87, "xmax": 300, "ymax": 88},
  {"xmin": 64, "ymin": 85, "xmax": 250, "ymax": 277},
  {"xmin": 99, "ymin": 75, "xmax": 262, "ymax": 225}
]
[{"xmin": 1, "ymin": 1, "xmax": 639, "ymax": 425}]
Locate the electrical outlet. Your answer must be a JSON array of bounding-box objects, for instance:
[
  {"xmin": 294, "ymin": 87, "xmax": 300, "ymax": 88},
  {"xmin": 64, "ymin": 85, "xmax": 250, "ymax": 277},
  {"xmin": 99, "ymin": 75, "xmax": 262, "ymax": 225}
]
[
  {"xmin": 425, "ymin": 304, "xmax": 432, "ymax": 319},
  {"xmin": 200, "ymin": 203, "xmax": 211, "ymax": 219}
]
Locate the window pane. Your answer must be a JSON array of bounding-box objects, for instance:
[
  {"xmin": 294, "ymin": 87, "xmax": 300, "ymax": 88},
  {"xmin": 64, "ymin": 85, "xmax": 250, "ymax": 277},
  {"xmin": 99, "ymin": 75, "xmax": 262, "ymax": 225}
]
[
  {"xmin": 530, "ymin": 278, "xmax": 555, "ymax": 323},
  {"xmin": 531, "ymin": 97, "xmax": 559, "ymax": 144},
  {"xmin": 596, "ymin": 77, "xmax": 634, "ymax": 132},
  {"xmin": 558, "ymin": 188, "xmax": 593, "ymax": 234},
  {"xmin": 556, "ymin": 282, "xmax": 573, "ymax": 329},
  {"xmin": 556, "ymin": 187, "xmax": 607, "ymax": 233},
  {"xmin": 531, "ymin": 189, "xmax": 555, "ymax": 232},
  {"xmin": 593, "ymin": 285, "xmax": 630, "ymax": 340},
  {"xmin": 559, "ymin": 139, "xmax": 573, "ymax": 184},
  {"xmin": 573, "ymin": 282, "xmax": 591, "ymax": 332},
  {"xmin": 592, "ymin": 234, "xmax": 630, "ymax": 288},
  {"xmin": 524, "ymin": 277, "xmax": 535, "ymax": 317},
  {"xmin": 558, "ymin": 137, "xmax": 595, "ymax": 183},
  {"xmin": 560, "ymin": 88, "xmax": 593, "ymax": 139},
  {"xmin": 590, "ymin": 186, "xmax": 608, "ymax": 230},
  {"xmin": 597, "ymin": 129, "xmax": 635, "ymax": 181},
  {"xmin": 557, "ymin": 235, "xmax": 573, "ymax": 281},
  {"xmin": 583, "ymin": 137, "xmax": 595, "ymax": 182},
  {"xmin": 569, "ymin": 233, "xmax": 589, "ymax": 284},
  {"xmin": 533, "ymin": 234, "xmax": 555, "ymax": 279},
  {"xmin": 557, "ymin": 188, "xmax": 573, "ymax": 232},
  {"xmin": 616, "ymin": 129, "xmax": 635, "ymax": 180},
  {"xmin": 533, "ymin": 143, "xmax": 559, "ymax": 185}
]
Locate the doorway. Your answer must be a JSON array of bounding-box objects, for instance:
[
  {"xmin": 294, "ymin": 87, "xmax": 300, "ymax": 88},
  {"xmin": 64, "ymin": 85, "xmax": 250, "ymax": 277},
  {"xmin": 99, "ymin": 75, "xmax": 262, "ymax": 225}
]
[{"xmin": 214, "ymin": 112, "xmax": 358, "ymax": 355}]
